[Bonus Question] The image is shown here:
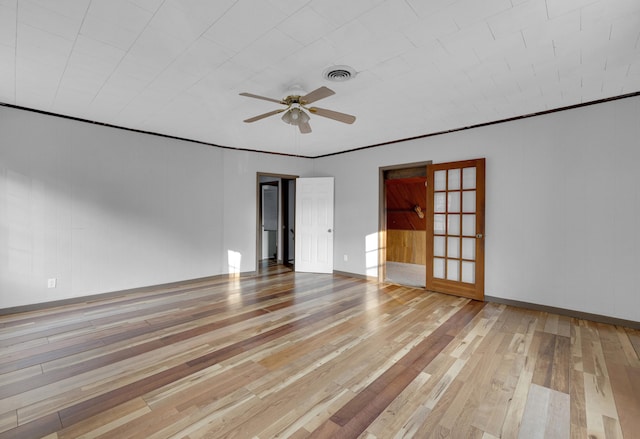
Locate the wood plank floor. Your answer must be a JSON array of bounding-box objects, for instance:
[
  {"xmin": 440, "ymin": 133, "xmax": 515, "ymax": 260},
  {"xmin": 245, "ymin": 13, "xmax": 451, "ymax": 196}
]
[{"xmin": 1, "ymin": 266, "xmax": 639, "ymax": 438}]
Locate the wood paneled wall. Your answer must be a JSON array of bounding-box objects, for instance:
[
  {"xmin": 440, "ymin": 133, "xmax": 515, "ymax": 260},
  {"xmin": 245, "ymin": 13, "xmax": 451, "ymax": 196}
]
[
  {"xmin": 386, "ymin": 229, "xmax": 426, "ymax": 265},
  {"xmin": 385, "ymin": 177, "xmax": 427, "ymax": 231}
]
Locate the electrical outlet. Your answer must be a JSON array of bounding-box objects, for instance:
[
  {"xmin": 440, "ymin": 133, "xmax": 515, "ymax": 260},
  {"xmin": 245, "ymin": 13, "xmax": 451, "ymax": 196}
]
[
  {"xmin": 343, "ymin": 254, "xmax": 348, "ymax": 262},
  {"xmin": 47, "ymin": 278, "xmax": 57, "ymax": 288}
]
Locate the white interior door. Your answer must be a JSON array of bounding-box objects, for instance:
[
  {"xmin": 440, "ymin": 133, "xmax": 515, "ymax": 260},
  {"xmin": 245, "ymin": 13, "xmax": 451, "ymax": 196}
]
[{"xmin": 295, "ymin": 177, "xmax": 334, "ymax": 273}]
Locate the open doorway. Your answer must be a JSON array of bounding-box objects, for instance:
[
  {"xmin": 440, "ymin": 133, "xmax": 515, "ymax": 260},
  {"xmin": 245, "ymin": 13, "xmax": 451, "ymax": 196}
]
[
  {"xmin": 256, "ymin": 173, "xmax": 297, "ymax": 272},
  {"xmin": 379, "ymin": 162, "xmax": 431, "ymax": 287},
  {"xmin": 379, "ymin": 159, "xmax": 486, "ymax": 300},
  {"xmin": 261, "ymin": 181, "xmax": 278, "ymax": 262}
]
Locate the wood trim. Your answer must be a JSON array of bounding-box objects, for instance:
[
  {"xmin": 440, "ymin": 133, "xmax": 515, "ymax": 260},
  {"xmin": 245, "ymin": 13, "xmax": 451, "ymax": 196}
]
[
  {"xmin": 379, "ymin": 161, "xmax": 432, "ymax": 284},
  {"xmin": 3, "ymin": 91, "xmax": 639, "ymax": 160},
  {"xmin": 313, "ymin": 91, "xmax": 640, "ymax": 158},
  {"xmin": 384, "ymin": 168, "xmax": 427, "ymax": 180},
  {"xmin": 256, "ymin": 172, "xmax": 299, "ymax": 271},
  {"xmin": 476, "ymin": 159, "xmax": 486, "ymax": 297},
  {"xmin": 385, "ymin": 177, "xmax": 427, "ymax": 185},
  {"xmin": 380, "ymin": 161, "xmax": 433, "ymax": 173},
  {"xmin": 8, "ymin": 274, "xmax": 635, "ymax": 329},
  {"xmin": 281, "ymin": 178, "xmax": 296, "ymax": 268},
  {"xmin": 257, "ymin": 172, "xmax": 299, "ymax": 180},
  {"xmin": 485, "ymin": 295, "xmax": 640, "ymax": 329},
  {"xmin": 379, "ymin": 168, "xmax": 387, "ymax": 283},
  {"xmin": 0, "ymin": 103, "xmax": 314, "ymax": 158},
  {"xmin": 0, "ymin": 271, "xmax": 258, "ymax": 316}
]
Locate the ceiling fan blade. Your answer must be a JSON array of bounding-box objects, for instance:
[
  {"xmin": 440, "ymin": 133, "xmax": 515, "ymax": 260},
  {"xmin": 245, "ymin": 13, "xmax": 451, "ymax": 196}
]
[
  {"xmin": 300, "ymin": 86, "xmax": 335, "ymax": 104},
  {"xmin": 239, "ymin": 92, "xmax": 285, "ymax": 105},
  {"xmin": 243, "ymin": 109, "xmax": 285, "ymax": 123},
  {"xmin": 299, "ymin": 121, "xmax": 312, "ymax": 134},
  {"xmin": 309, "ymin": 107, "xmax": 356, "ymax": 124}
]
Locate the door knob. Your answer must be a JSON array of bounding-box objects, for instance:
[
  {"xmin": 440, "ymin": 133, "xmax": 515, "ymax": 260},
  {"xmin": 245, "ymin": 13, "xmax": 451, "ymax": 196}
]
[
  {"xmin": 476, "ymin": 234, "xmax": 483, "ymax": 238},
  {"xmin": 328, "ymin": 228, "xmax": 332, "ymax": 233}
]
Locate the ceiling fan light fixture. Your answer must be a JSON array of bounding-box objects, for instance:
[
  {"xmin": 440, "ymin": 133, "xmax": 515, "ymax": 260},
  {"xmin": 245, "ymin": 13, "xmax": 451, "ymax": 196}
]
[
  {"xmin": 281, "ymin": 107, "xmax": 309, "ymax": 126},
  {"xmin": 298, "ymin": 108, "xmax": 310, "ymax": 124},
  {"xmin": 281, "ymin": 110, "xmax": 293, "ymax": 125}
]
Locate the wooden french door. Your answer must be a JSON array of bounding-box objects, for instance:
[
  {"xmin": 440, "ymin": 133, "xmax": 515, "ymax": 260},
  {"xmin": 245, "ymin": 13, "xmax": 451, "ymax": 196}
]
[{"xmin": 426, "ymin": 158, "xmax": 485, "ymax": 300}]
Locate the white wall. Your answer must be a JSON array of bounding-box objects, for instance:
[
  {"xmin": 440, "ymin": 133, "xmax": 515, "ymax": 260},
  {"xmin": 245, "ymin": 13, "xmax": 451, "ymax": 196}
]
[
  {"xmin": 2, "ymin": 96, "xmax": 639, "ymax": 322},
  {"xmin": 313, "ymin": 96, "xmax": 640, "ymax": 322},
  {"xmin": 0, "ymin": 106, "xmax": 312, "ymax": 308}
]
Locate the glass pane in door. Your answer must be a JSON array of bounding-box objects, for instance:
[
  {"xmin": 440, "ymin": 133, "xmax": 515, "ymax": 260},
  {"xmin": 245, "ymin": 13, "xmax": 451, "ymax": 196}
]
[{"xmin": 461, "ymin": 261, "xmax": 475, "ymax": 283}]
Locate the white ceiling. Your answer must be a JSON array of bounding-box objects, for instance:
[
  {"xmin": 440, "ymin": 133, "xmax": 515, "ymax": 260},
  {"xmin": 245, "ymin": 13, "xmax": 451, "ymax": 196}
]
[{"xmin": 1, "ymin": 0, "xmax": 639, "ymax": 157}]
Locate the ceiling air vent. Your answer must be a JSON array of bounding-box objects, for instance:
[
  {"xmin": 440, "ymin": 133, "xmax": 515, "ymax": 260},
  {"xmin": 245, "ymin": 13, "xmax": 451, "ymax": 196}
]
[{"xmin": 323, "ymin": 65, "xmax": 356, "ymax": 82}]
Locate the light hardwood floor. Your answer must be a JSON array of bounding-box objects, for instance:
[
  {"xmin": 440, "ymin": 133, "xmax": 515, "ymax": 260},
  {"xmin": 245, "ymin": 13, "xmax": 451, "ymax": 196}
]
[{"xmin": 0, "ymin": 266, "xmax": 639, "ymax": 438}]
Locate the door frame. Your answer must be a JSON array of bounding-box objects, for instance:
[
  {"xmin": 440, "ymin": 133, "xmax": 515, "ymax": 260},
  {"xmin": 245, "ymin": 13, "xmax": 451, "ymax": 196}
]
[
  {"xmin": 281, "ymin": 178, "xmax": 296, "ymax": 268},
  {"xmin": 260, "ymin": 181, "xmax": 279, "ymax": 261},
  {"xmin": 256, "ymin": 172, "xmax": 298, "ymax": 271},
  {"xmin": 378, "ymin": 161, "xmax": 432, "ymax": 284}
]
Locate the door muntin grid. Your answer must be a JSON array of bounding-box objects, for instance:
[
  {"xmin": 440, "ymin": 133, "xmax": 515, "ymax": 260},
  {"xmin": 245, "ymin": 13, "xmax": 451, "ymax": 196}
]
[{"xmin": 432, "ymin": 166, "xmax": 477, "ymax": 283}]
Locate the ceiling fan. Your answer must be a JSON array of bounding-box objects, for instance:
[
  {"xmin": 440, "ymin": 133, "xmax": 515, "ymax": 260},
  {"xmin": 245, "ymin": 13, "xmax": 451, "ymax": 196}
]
[{"xmin": 239, "ymin": 86, "xmax": 356, "ymax": 134}]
